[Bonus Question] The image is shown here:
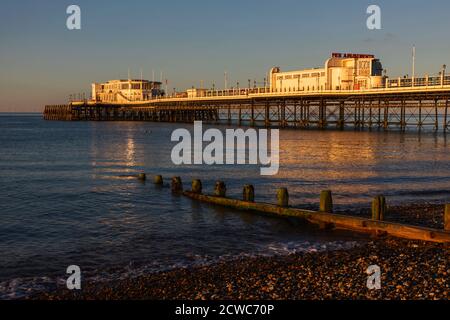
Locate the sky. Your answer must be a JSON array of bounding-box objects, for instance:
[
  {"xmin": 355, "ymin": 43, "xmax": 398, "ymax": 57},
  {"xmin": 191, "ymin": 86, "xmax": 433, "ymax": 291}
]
[{"xmin": 1, "ymin": 0, "xmax": 450, "ymax": 112}]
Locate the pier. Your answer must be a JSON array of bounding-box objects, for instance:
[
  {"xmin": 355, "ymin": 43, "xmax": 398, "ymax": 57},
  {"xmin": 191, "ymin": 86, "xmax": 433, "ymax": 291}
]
[{"xmin": 44, "ymin": 85, "xmax": 450, "ymax": 131}]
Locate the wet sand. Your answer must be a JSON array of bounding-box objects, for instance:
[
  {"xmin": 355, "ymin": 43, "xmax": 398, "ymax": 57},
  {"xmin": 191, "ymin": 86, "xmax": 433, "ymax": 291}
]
[{"xmin": 35, "ymin": 204, "xmax": 449, "ymax": 300}]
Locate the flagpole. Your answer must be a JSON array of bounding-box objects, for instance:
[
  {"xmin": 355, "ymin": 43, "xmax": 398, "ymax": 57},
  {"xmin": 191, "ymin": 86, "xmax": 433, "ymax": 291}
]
[
  {"xmin": 128, "ymin": 68, "xmax": 131, "ymax": 101},
  {"xmin": 224, "ymin": 71, "xmax": 228, "ymax": 90},
  {"xmin": 140, "ymin": 68, "xmax": 143, "ymax": 100},
  {"xmin": 412, "ymin": 45, "xmax": 416, "ymax": 87}
]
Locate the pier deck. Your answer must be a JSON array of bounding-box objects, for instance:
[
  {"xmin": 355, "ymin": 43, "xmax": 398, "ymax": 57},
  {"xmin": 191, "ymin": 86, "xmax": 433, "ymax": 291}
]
[{"xmin": 44, "ymin": 86, "xmax": 450, "ymax": 131}]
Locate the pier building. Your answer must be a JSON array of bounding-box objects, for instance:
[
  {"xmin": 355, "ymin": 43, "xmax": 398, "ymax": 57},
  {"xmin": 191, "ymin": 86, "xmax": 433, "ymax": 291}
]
[
  {"xmin": 269, "ymin": 53, "xmax": 384, "ymax": 92},
  {"xmin": 92, "ymin": 79, "xmax": 164, "ymax": 103}
]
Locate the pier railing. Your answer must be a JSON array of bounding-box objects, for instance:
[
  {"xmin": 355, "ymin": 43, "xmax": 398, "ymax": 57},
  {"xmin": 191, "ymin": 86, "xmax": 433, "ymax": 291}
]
[
  {"xmin": 67, "ymin": 78, "xmax": 450, "ymax": 105},
  {"xmin": 139, "ymin": 82, "xmax": 450, "ymax": 102}
]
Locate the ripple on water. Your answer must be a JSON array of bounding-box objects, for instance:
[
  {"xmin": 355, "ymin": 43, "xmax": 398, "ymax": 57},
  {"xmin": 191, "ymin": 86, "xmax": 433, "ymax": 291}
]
[{"xmin": 0, "ymin": 116, "xmax": 449, "ymax": 298}]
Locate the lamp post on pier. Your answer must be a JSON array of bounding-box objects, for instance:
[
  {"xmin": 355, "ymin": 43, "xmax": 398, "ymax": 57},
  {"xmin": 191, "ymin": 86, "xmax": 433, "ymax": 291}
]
[
  {"xmin": 442, "ymin": 64, "xmax": 447, "ymax": 87},
  {"xmin": 412, "ymin": 45, "xmax": 416, "ymax": 87}
]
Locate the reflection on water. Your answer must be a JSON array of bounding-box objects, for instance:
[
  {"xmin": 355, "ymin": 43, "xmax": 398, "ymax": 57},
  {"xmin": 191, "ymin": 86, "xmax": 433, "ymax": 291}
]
[
  {"xmin": 125, "ymin": 136, "xmax": 136, "ymax": 167},
  {"xmin": 0, "ymin": 116, "xmax": 450, "ymax": 298},
  {"xmin": 274, "ymin": 129, "xmax": 449, "ymax": 207}
]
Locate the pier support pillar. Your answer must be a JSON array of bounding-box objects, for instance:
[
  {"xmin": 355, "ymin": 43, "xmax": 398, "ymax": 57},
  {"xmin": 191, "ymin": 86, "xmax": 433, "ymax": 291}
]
[
  {"xmin": 338, "ymin": 101, "xmax": 345, "ymax": 129},
  {"xmin": 434, "ymin": 99, "xmax": 439, "ymax": 131},
  {"xmin": 444, "ymin": 100, "xmax": 449, "ymax": 131},
  {"xmin": 238, "ymin": 107, "xmax": 242, "ymax": 126},
  {"xmin": 265, "ymin": 101, "xmax": 270, "ymax": 127},
  {"xmin": 281, "ymin": 100, "xmax": 287, "ymax": 128},
  {"xmin": 251, "ymin": 100, "xmax": 255, "ymax": 127},
  {"xmin": 383, "ymin": 101, "xmax": 389, "ymax": 130}
]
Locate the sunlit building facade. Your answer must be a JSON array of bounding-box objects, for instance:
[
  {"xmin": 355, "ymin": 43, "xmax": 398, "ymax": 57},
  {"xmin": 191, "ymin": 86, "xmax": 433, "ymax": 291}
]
[
  {"xmin": 92, "ymin": 79, "xmax": 164, "ymax": 103},
  {"xmin": 270, "ymin": 53, "xmax": 384, "ymax": 92}
]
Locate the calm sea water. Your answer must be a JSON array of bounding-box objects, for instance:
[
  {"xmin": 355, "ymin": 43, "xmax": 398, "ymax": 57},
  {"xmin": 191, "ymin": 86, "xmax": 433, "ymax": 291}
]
[{"xmin": 1, "ymin": 115, "xmax": 450, "ymax": 298}]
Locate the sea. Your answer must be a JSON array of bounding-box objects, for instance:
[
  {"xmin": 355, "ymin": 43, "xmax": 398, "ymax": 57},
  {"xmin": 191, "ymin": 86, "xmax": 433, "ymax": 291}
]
[{"xmin": 1, "ymin": 114, "xmax": 449, "ymax": 299}]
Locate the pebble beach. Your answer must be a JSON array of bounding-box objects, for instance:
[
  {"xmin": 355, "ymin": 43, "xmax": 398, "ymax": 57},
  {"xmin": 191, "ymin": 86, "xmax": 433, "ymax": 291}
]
[{"xmin": 35, "ymin": 204, "xmax": 449, "ymax": 300}]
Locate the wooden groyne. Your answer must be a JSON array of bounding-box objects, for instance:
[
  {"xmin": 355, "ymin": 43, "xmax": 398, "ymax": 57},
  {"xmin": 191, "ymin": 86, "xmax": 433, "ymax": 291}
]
[
  {"xmin": 147, "ymin": 175, "xmax": 450, "ymax": 244},
  {"xmin": 183, "ymin": 191, "xmax": 450, "ymax": 243}
]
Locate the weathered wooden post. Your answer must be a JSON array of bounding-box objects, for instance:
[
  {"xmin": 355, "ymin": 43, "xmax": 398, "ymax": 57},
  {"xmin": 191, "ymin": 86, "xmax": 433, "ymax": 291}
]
[
  {"xmin": 154, "ymin": 175, "xmax": 163, "ymax": 185},
  {"xmin": 138, "ymin": 173, "xmax": 146, "ymax": 181},
  {"xmin": 192, "ymin": 179, "xmax": 202, "ymax": 194},
  {"xmin": 320, "ymin": 190, "xmax": 333, "ymax": 213},
  {"xmin": 372, "ymin": 195, "xmax": 387, "ymax": 221},
  {"xmin": 277, "ymin": 188, "xmax": 289, "ymax": 207},
  {"xmin": 214, "ymin": 181, "xmax": 227, "ymax": 197},
  {"xmin": 445, "ymin": 204, "xmax": 450, "ymax": 231},
  {"xmin": 243, "ymin": 185, "xmax": 255, "ymax": 202},
  {"xmin": 171, "ymin": 177, "xmax": 183, "ymax": 193}
]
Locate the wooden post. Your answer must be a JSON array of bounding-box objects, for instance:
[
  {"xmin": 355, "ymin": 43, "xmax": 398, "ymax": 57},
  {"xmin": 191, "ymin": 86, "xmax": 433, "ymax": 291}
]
[
  {"xmin": 320, "ymin": 190, "xmax": 333, "ymax": 213},
  {"xmin": 214, "ymin": 181, "xmax": 226, "ymax": 197},
  {"xmin": 277, "ymin": 188, "xmax": 289, "ymax": 207},
  {"xmin": 191, "ymin": 179, "xmax": 202, "ymax": 194},
  {"xmin": 243, "ymin": 185, "xmax": 255, "ymax": 202},
  {"xmin": 171, "ymin": 177, "xmax": 183, "ymax": 193},
  {"xmin": 445, "ymin": 204, "xmax": 450, "ymax": 231},
  {"xmin": 372, "ymin": 196, "xmax": 387, "ymax": 221},
  {"xmin": 138, "ymin": 173, "xmax": 146, "ymax": 181},
  {"xmin": 154, "ymin": 175, "xmax": 163, "ymax": 185}
]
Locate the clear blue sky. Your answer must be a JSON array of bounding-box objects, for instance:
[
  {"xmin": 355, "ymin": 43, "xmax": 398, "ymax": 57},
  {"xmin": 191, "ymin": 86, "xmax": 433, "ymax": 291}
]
[{"xmin": 1, "ymin": 0, "xmax": 450, "ymax": 112}]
